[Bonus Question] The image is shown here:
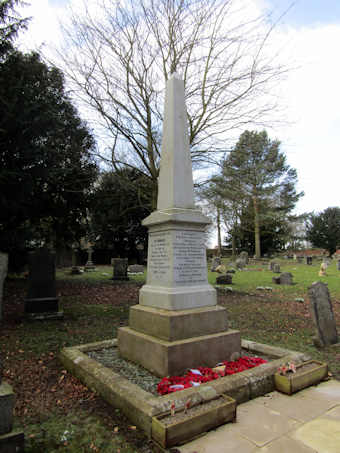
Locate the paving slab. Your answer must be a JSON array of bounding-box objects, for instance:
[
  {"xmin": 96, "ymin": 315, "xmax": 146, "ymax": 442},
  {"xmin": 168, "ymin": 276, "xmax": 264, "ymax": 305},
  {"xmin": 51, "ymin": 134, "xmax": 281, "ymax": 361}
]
[
  {"xmin": 178, "ymin": 380, "xmax": 340, "ymax": 453},
  {"xmin": 177, "ymin": 425, "xmax": 260, "ymax": 453},
  {"xmin": 252, "ymin": 390, "xmax": 336, "ymax": 422},
  {"xmin": 258, "ymin": 435, "xmax": 317, "ymax": 452},
  {"xmin": 289, "ymin": 418, "xmax": 340, "ymax": 453},
  {"xmin": 231, "ymin": 400, "xmax": 301, "ymax": 447}
]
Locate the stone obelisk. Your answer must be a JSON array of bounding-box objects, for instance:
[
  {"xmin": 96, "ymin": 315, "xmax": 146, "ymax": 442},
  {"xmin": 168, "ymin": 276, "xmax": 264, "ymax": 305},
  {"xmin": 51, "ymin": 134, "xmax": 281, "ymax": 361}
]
[{"xmin": 118, "ymin": 73, "xmax": 240, "ymax": 377}]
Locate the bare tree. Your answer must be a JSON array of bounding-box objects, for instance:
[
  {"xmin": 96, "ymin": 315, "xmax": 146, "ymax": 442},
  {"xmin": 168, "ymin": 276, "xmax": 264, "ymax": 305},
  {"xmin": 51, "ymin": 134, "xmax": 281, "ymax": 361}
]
[{"xmin": 58, "ymin": 0, "xmax": 288, "ymax": 207}]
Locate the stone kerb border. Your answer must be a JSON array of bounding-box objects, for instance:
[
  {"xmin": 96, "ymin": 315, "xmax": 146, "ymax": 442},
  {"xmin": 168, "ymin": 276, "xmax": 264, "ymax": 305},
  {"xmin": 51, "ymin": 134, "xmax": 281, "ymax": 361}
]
[{"xmin": 59, "ymin": 339, "xmax": 310, "ymax": 437}]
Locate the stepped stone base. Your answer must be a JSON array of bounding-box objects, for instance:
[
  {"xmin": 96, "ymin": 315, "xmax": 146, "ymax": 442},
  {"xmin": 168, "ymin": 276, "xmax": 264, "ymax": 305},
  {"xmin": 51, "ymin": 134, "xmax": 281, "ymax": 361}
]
[
  {"xmin": 0, "ymin": 381, "xmax": 14, "ymax": 435},
  {"xmin": 118, "ymin": 327, "xmax": 241, "ymax": 377},
  {"xmin": 129, "ymin": 304, "xmax": 228, "ymax": 341}
]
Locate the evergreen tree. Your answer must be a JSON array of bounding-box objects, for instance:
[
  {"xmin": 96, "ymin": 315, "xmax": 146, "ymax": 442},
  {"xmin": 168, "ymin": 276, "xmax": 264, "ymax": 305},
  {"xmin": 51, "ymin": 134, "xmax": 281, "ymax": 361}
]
[
  {"xmin": 306, "ymin": 207, "xmax": 340, "ymax": 256},
  {"xmin": 212, "ymin": 130, "xmax": 303, "ymax": 257}
]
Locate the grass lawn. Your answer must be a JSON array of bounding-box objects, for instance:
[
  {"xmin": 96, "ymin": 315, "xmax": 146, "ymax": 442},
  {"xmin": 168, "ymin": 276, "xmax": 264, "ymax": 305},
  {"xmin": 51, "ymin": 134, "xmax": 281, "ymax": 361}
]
[{"xmin": 1, "ymin": 258, "xmax": 340, "ymax": 452}]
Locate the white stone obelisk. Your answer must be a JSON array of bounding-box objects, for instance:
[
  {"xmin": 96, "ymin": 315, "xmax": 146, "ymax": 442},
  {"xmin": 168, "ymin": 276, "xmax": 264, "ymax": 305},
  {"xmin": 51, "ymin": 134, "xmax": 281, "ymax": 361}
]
[
  {"xmin": 139, "ymin": 73, "xmax": 216, "ymax": 310},
  {"xmin": 118, "ymin": 74, "xmax": 240, "ymax": 377}
]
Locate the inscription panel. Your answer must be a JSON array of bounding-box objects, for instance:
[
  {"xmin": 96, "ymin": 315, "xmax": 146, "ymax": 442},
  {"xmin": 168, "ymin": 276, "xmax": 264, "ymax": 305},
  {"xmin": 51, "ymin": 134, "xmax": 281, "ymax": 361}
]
[
  {"xmin": 147, "ymin": 231, "xmax": 172, "ymax": 285},
  {"xmin": 173, "ymin": 231, "xmax": 207, "ymax": 286}
]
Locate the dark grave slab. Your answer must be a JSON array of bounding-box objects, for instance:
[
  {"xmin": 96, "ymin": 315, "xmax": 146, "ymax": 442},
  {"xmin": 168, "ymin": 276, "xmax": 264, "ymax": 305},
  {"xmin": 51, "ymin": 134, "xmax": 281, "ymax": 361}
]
[
  {"xmin": 112, "ymin": 258, "xmax": 129, "ymax": 281},
  {"xmin": 216, "ymin": 274, "xmax": 233, "ymax": 285},
  {"xmin": 24, "ymin": 248, "xmax": 63, "ymax": 319}
]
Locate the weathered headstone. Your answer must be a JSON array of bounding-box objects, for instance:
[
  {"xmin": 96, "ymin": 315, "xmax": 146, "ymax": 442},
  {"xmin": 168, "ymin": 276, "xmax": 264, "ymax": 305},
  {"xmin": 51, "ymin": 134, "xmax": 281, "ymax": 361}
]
[
  {"xmin": 215, "ymin": 264, "xmax": 226, "ymax": 274},
  {"xmin": 308, "ymin": 281, "xmax": 338, "ymax": 347},
  {"xmin": 306, "ymin": 256, "xmax": 313, "ymax": 265},
  {"xmin": 84, "ymin": 247, "xmax": 96, "ymax": 272},
  {"xmin": 112, "ymin": 258, "xmax": 129, "ymax": 281},
  {"xmin": 319, "ymin": 261, "xmax": 327, "ymax": 276},
  {"xmin": 0, "ymin": 252, "xmax": 8, "ymax": 321},
  {"xmin": 118, "ymin": 74, "xmax": 240, "ymax": 377},
  {"xmin": 268, "ymin": 260, "xmax": 278, "ymax": 271},
  {"xmin": 128, "ymin": 264, "xmax": 145, "ymax": 274},
  {"xmin": 24, "ymin": 248, "xmax": 63, "ymax": 319},
  {"xmin": 211, "ymin": 256, "xmax": 222, "ymax": 272},
  {"xmin": 0, "ymin": 354, "xmax": 25, "ymax": 451},
  {"xmin": 273, "ymin": 263, "xmax": 281, "ymax": 273},
  {"xmin": 272, "ymin": 272, "xmax": 293, "ymax": 285},
  {"xmin": 235, "ymin": 258, "xmax": 246, "ymax": 270},
  {"xmin": 216, "ymin": 274, "xmax": 233, "ymax": 285},
  {"xmin": 239, "ymin": 251, "xmax": 249, "ymax": 264},
  {"xmin": 70, "ymin": 247, "xmax": 82, "ymax": 275},
  {"xmin": 280, "ymin": 272, "xmax": 293, "ymax": 285}
]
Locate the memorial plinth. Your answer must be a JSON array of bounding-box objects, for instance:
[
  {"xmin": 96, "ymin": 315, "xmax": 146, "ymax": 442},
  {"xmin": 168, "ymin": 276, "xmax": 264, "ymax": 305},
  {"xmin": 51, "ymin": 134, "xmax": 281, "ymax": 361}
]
[{"xmin": 118, "ymin": 73, "xmax": 240, "ymax": 377}]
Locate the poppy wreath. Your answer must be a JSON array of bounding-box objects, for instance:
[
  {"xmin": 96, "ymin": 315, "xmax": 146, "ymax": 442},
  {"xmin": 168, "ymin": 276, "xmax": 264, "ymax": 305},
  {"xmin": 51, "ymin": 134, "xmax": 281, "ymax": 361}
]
[{"xmin": 157, "ymin": 356, "xmax": 267, "ymax": 395}]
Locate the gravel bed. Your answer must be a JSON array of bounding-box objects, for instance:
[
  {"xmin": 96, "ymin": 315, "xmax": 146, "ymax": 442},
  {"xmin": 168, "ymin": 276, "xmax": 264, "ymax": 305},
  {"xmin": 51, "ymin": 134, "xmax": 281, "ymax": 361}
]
[
  {"xmin": 87, "ymin": 347, "xmax": 271, "ymax": 396},
  {"xmin": 87, "ymin": 347, "xmax": 161, "ymax": 395}
]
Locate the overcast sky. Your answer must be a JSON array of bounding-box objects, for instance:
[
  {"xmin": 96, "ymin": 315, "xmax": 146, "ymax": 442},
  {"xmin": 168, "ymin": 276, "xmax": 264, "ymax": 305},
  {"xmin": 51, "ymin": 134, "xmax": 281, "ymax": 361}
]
[{"xmin": 16, "ymin": 0, "xmax": 340, "ymax": 218}]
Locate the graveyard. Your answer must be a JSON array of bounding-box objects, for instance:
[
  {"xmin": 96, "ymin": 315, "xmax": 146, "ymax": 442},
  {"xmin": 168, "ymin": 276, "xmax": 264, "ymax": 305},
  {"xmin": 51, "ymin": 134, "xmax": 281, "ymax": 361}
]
[{"xmin": 1, "ymin": 256, "xmax": 340, "ymax": 451}]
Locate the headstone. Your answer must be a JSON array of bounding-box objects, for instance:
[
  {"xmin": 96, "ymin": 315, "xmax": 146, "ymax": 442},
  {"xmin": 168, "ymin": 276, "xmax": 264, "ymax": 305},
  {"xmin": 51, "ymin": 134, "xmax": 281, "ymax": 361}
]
[
  {"xmin": 280, "ymin": 272, "xmax": 293, "ymax": 285},
  {"xmin": 337, "ymin": 259, "xmax": 340, "ymax": 271},
  {"xmin": 118, "ymin": 73, "xmax": 240, "ymax": 377},
  {"xmin": 211, "ymin": 256, "xmax": 222, "ymax": 272},
  {"xmin": 239, "ymin": 251, "xmax": 249, "ymax": 264},
  {"xmin": 24, "ymin": 248, "xmax": 63, "ymax": 319},
  {"xmin": 319, "ymin": 261, "xmax": 327, "ymax": 276},
  {"xmin": 268, "ymin": 260, "xmax": 278, "ymax": 271},
  {"xmin": 84, "ymin": 247, "xmax": 96, "ymax": 272},
  {"xmin": 215, "ymin": 264, "xmax": 226, "ymax": 274},
  {"xmin": 128, "ymin": 264, "xmax": 145, "ymax": 274},
  {"xmin": 70, "ymin": 247, "xmax": 82, "ymax": 275},
  {"xmin": 235, "ymin": 258, "xmax": 246, "ymax": 270},
  {"xmin": 273, "ymin": 263, "xmax": 281, "ymax": 273},
  {"xmin": 308, "ymin": 281, "xmax": 338, "ymax": 347},
  {"xmin": 306, "ymin": 256, "xmax": 313, "ymax": 265},
  {"xmin": 293, "ymin": 254, "xmax": 297, "ymax": 260},
  {"xmin": 0, "ymin": 252, "xmax": 8, "ymax": 321},
  {"xmin": 272, "ymin": 276, "xmax": 281, "ymax": 285},
  {"xmin": 112, "ymin": 258, "xmax": 129, "ymax": 281},
  {"xmin": 216, "ymin": 274, "xmax": 233, "ymax": 285}
]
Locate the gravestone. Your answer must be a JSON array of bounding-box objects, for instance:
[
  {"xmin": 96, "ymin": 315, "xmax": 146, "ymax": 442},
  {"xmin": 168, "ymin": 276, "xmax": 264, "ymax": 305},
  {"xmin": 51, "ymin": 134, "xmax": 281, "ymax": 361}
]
[
  {"xmin": 319, "ymin": 261, "xmax": 327, "ymax": 276},
  {"xmin": 215, "ymin": 264, "xmax": 226, "ymax": 274},
  {"xmin": 273, "ymin": 263, "xmax": 281, "ymax": 273},
  {"xmin": 0, "ymin": 355, "xmax": 25, "ymax": 451},
  {"xmin": 128, "ymin": 264, "xmax": 145, "ymax": 274},
  {"xmin": 112, "ymin": 258, "xmax": 129, "ymax": 281},
  {"xmin": 84, "ymin": 247, "xmax": 96, "ymax": 272},
  {"xmin": 24, "ymin": 248, "xmax": 63, "ymax": 319},
  {"xmin": 272, "ymin": 272, "xmax": 293, "ymax": 285},
  {"xmin": 306, "ymin": 256, "xmax": 313, "ymax": 265},
  {"xmin": 308, "ymin": 281, "xmax": 338, "ymax": 347},
  {"xmin": 268, "ymin": 260, "xmax": 278, "ymax": 271},
  {"xmin": 239, "ymin": 251, "xmax": 249, "ymax": 264},
  {"xmin": 118, "ymin": 74, "xmax": 240, "ymax": 377},
  {"xmin": 235, "ymin": 258, "xmax": 246, "ymax": 270},
  {"xmin": 211, "ymin": 256, "xmax": 222, "ymax": 272},
  {"xmin": 216, "ymin": 274, "xmax": 233, "ymax": 285},
  {"xmin": 0, "ymin": 252, "xmax": 8, "ymax": 321},
  {"xmin": 70, "ymin": 247, "xmax": 82, "ymax": 275}
]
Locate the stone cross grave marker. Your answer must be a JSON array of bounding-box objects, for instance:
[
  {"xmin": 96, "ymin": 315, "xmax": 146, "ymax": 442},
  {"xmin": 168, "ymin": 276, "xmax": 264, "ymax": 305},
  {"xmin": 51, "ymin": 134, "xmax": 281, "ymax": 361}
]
[
  {"xmin": 308, "ymin": 281, "xmax": 338, "ymax": 347},
  {"xmin": 118, "ymin": 73, "xmax": 240, "ymax": 377},
  {"xmin": 25, "ymin": 248, "xmax": 63, "ymax": 319}
]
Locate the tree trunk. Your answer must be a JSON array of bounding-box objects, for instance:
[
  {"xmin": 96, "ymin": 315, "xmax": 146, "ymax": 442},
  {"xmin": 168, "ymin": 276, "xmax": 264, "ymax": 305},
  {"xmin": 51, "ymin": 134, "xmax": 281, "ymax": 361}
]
[
  {"xmin": 217, "ymin": 207, "xmax": 222, "ymax": 256},
  {"xmin": 253, "ymin": 196, "xmax": 261, "ymax": 258},
  {"xmin": 231, "ymin": 230, "xmax": 237, "ymax": 259}
]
